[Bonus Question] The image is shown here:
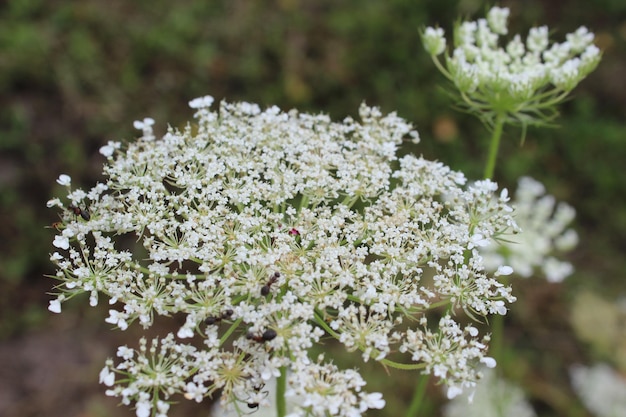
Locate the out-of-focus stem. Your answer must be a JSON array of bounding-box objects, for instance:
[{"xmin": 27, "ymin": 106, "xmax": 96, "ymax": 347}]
[{"xmin": 484, "ymin": 112, "xmax": 506, "ymax": 180}]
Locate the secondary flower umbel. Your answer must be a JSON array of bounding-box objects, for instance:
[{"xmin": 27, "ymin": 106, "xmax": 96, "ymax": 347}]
[
  {"xmin": 48, "ymin": 96, "xmax": 516, "ymax": 417},
  {"xmin": 421, "ymin": 6, "xmax": 601, "ymax": 131},
  {"xmin": 480, "ymin": 177, "xmax": 578, "ymax": 282}
]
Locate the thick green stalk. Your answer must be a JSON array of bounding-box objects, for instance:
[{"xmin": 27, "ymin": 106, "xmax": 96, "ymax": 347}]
[
  {"xmin": 276, "ymin": 366, "xmax": 287, "ymax": 417},
  {"xmin": 490, "ymin": 313, "xmax": 504, "ymax": 363},
  {"xmin": 405, "ymin": 373, "xmax": 429, "ymax": 417},
  {"xmin": 489, "ymin": 276, "xmax": 510, "ymax": 365},
  {"xmin": 483, "ymin": 112, "xmax": 507, "ymax": 180}
]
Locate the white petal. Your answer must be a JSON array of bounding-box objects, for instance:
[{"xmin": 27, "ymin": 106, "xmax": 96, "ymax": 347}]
[
  {"xmin": 189, "ymin": 95, "xmax": 215, "ymax": 109},
  {"xmin": 447, "ymin": 385, "xmax": 463, "ymax": 399},
  {"xmin": 481, "ymin": 356, "xmax": 497, "ymax": 368},
  {"xmin": 177, "ymin": 327, "xmax": 194, "ymax": 338},
  {"xmin": 136, "ymin": 401, "xmax": 151, "ymax": 417},
  {"xmin": 48, "ymin": 299, "xmax": 62, "ymax": 313},
  {"xmin": 89, "ymin": 291, "xmax": 99, "ymax": 306},
  {"xmin": 99, "ymin": 367, "xmax": 115, "ymax": 386},
  {"xmin": 99, "ymin": 144, "xmax": 115, "ymax": 157},
  {"xmin": 56, "ymin": 174, "xmax": 71, "ymax": 186},
  {"xmin": 46, "ymin": 198, "xmax": 62, "ymax": 208},
  {"xmin": 496, "ymin": 265, "xmax": 514, "ymax": 276},
  {"xmin": 52, "ymin": 235, "xmax": 69, "ymax": 250}
]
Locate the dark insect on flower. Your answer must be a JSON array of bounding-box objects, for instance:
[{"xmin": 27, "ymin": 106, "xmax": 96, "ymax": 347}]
[
  {"xmin": 205, "ymin": 309, "xmax": 234, "ymax": 325},
  {"xmin": 260, "ymin": 271, "xmax": 280, "ymax": 296},
  {"xmin": 247, "ymin": 402, "xmax": 259, "ymax": 410},
  {"xmin": 68, "ymin": 205, "xmax": 90, "ymax": 221},
  {"xmin": 246, "ymin": 328, "xmax": 277, "ymax": 343},
  {"xmin": 246, "ymin": 332, "xmax": 262, "ymax": 343},
  {"xmin": 262, "ymin": 329, "xmax": 277, "ymax": 341}
]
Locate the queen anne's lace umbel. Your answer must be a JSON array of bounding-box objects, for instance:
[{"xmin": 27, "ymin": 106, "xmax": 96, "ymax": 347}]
[
  {"xmin": 421, "ymin": 6, "xmax": 601, "ymax": 130},
  {"xmin": 480, "ymin": 176, "xmax": 578, "ymax": 282},
  {"xmin": 48, "ymin": 96, "xmax": 516, "ymax": 417}
]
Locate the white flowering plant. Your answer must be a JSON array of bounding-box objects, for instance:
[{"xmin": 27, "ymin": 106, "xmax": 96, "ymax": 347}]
[
  {"xmin": 46, "ymin": 4, "xmax": 603, "ymax": 417},
  {"xmin": 420, "ymin": 6, "xmax": 599, "ymax": 285},
  {"xmin": 420, "ymin": 6, "xmax": 601, "ymax": 416},
  {"xmin": 421, "ymin": 6, "xmax": 601, "ymax": 178},
  {"xmin": 47, "ymin": 96, "xmax": 518, "ymax": 417}
]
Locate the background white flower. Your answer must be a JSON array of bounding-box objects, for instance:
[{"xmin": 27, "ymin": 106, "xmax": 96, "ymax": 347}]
[
  {"xmin": 570, "ymin": 363, "xmax": 626, "ymax": 417},
  {"xmin": 443, "ymin": 368, "xmax": 536, "ymax": 417},
  {"xmin": 481, "ymin": 176, "xmax": 578, "ymax": 282}
]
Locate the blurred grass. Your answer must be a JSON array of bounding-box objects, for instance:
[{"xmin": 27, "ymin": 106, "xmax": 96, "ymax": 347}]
[{"xmin": 1, "ymin": 0, "xmax": 625, "ymax": 416}]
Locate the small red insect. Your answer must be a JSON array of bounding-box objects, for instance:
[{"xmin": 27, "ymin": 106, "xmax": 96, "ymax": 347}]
[{"xmin": 68, "ymin": 205, "xmax": 90, "ymax": 221}]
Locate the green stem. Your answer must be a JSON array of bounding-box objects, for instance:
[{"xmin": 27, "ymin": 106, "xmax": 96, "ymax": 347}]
[
  {"xmin": 276, "ymin": 366, "xmax": 287, "ymax": 417},
  {"xmin": 483, "ymin": 112, "xmax": 506, "ymax": 180},
  {"xmin": 219, "ymin": 317, "xmax": 242, "ymax": 346},
  {"xmin": 490, "ymin": 275, "xmax": 510, "ymax": 364},
  {"xmin": 405, "ymin": 373, "xmax": 429, "ymax": 417},
  {"xmin": 490, "ymin": 310, "xmax": 505, "ymax": 364}
]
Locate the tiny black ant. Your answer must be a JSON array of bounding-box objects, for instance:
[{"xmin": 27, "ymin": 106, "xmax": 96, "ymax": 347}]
[
  {"xmin": 246, "ymin": 332, "xmax": 263, "ymax": 343},
  {"xmin": 261, "ymin": 272, "xmax": 280, "ymax": 296},
  {"xmin": 244, "ymin": 383, "xmax": 270, "ymax": 413},
  {"xmin": 246, "ymin": 328, "xmax": 277, "ymax": 343},
  {"xmin": 262, "ymin": 329, "xmax": 277, "ymax": 341},
  {"xmin": 68, "ymin": 205, "xmax": 90, "ymax": 221},
  {"xmin": 204, "ymin": 309, "xmax": 233, "ymax": 325}
]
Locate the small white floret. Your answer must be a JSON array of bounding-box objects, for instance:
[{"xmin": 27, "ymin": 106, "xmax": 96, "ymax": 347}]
[
  {"xmin": 481, "ymin": 356, "xmax": 497, "ymax": 368},
  {"xmin": 53, "ymin": 235, "xmax": 70, "ymax": 250},
  {"xmin": 56, "ymin": 174, "xmax": 71, "ymax": 186},
  {"xmin": 46, "ymin": 198, "xmax": 62, "ymax": 208},
  {"xmin": 447, "ymin": 385, "xmax": 464, "ymax": 399},
  {"xmin": 495, "ymin": 265, "xmax": 514, "ymax": 276},
  {"xmin": 189, "ymin": 95, "xmax": 215, "ymax": 109},
  {"xmin": 360, "ymin": 392, "xmax": 386, "ymax": 411},
  {"xmin": 99, "ymin": 366, "xmax": 115, "ymax": 386},
  {"xmin": 177, "ymin": 326, "xmax": 194, "ymax": 339},
  {"xmin": 99, "ymin": 141, "xmax": 120, "ymax": 157},
  {"xmin": 48, "ymin": 299, "xmax": 62, "ymax": 313},
  {"xmin": 133, "ymin": 118, "xmax": 155, "ymax": 130}
]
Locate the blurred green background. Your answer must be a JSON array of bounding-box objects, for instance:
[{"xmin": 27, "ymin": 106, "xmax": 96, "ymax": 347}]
[{"xmin": 1, "ymin": 0, "xmax": 625, "ymax": 416}]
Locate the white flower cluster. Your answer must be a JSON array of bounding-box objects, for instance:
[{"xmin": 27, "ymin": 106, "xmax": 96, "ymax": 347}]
[
  {"xmin": 443, "ymin": 368, "xmax": 536, "ymax": 417},
  {"xmin": 481, "ymin": 177, "xmax": 578, "ymax": 282},
  {"xmin": 213, "ymin": 362, "xmax": 385, "ymax": 417},
  {"xmin": 570, "ymin": 363, "xmax": 626, "ymax": 417},
  {"xmin": 421, "ymin": 6, "xmax": 601, "ymax": 128},
  {"xmin": 48, "ymin": 96, "xmax": 516, "ymax": 416}
]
